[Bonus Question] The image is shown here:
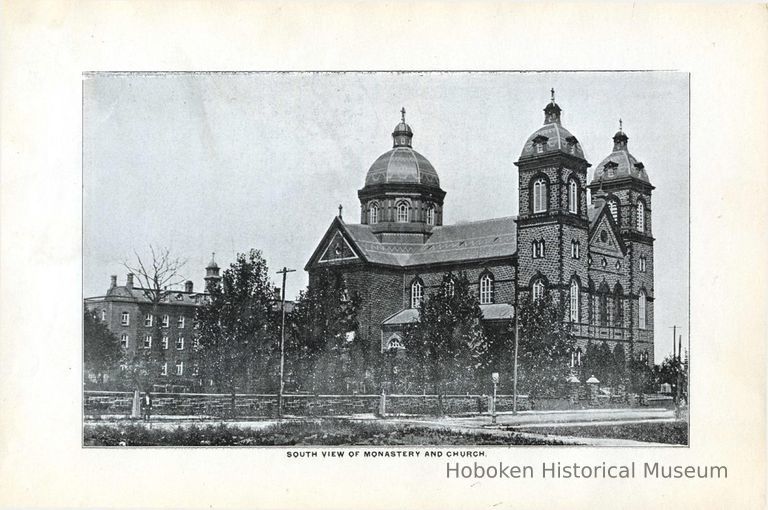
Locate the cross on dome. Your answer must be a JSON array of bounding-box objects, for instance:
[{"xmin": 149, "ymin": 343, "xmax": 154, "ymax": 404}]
[
  {"xmin": 392, "ymin": 107, "xmax": 414, "ymax": 148},
  {"xmin": 544, "ymin": 88, "xmax": 562, "ymax": 124},
  {"xmin": 613, "ymin": 118, "xmax": 629, "ymax": 151}
]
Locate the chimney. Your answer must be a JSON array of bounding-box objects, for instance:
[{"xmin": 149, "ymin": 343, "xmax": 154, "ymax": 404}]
[
  {"xmin": 110, "ymin": 275, "xmax": 117, "ymax": 289},
  {"xmin": 126, "ymin": 273, "xmax": 134, "ymax": 289},
  {"xmin": 185, "ymin": 280, "xmax": 194, "ymax": 293}
]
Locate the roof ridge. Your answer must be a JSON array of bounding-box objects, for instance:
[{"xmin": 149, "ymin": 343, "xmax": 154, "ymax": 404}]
[
  {"xmin": 409, "ymin": 147, "xmax": 420, "ymax": 182},
  {"xmin": 385, "ymin": 149, "xmax": 397, "ymax": 184},
  {"xmin": 552, "ymin": 123, "xmax": 562, "ymax": 150},
  {"xmin": 440, "ymin": 215, "xmax": 518, "ymax": 226}
]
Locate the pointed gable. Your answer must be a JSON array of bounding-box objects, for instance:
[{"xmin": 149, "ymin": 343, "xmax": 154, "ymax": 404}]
[
  {"xmin": 305, "ymin": 217, "xmax": 363, "ymax": 270},
  {"xmin": 319, "ymin": 231, "xmax": 358, "ymax": 262},
  {"xmin": 588, "ymin": 207, "xmax": 625, "ymax": 256}
]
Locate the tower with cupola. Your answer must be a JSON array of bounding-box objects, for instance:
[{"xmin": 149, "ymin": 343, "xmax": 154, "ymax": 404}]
[
  {"xmin": 588, "ymin": 121, "xmax": 655, "ymax": 360},
  {"xmin": 357, "ymin": 108, "xmax": 446, "ymax": 244},
  {"xmin": 514, "ymin": 90, "xmax": 591, "ymax": 325}
]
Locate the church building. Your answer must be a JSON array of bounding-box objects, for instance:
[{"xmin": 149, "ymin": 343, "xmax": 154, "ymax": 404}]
[{"xmin": 306, "ymin": 92, "xmax": 655, "ymax": 373}]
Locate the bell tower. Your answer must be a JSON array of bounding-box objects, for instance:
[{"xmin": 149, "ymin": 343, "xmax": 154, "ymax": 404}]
[
  {"xmin": 515, "ymin": 90, "xmax": 591, "ymax": 322},
  {"xmin": 589, "ymin": 122, "xmax": 655, "ymax": 359}
]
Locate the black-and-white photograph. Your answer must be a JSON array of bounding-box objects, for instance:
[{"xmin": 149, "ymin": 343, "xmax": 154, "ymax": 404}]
[{"xmin": 82, "ymin": 72, "xmax": 689, "ymax": 447}]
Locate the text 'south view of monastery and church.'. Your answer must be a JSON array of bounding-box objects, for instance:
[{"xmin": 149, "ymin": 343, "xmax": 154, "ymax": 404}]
[{"xmin": 307, "ymin": 91, "xmax": 655, "ymax": 368}]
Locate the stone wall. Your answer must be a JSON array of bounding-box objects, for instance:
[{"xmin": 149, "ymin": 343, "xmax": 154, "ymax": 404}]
[
  {"xmin": 85, "ymin": 391, "xmax": 666, "ymax": 418},
  {"xmin": 84, "ymin": 391, "xmax": 534, "ymax": 417}
]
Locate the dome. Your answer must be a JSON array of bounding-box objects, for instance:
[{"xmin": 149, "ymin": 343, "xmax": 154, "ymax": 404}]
[
  {"xmin": 591, "ymin": 124, "xmax": 650, "ymax": 184},
  {"xmin": 363, "ymin": 108, "xmax": 441, "ymax": 189},
  {"xmin": 364, "ymin": 147, "xmax": 441, "ymax": 188},
  {"xmin": 519, "ymin": 122, "xmax": 586, "ymax": 160},
  {"xmin": 518, "ymin": 90, "xmax": 586, "ymax": 161}
]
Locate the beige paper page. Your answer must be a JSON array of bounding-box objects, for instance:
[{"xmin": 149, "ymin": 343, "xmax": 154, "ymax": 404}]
[{"xmin": 1, "ymin": 2, "xmax": 766, "ymax": 509}]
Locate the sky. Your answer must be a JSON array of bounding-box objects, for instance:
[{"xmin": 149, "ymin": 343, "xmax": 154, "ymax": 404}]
[{"xmin": 83, "ymin": 72, "xmax": 689, "ymax": 363}]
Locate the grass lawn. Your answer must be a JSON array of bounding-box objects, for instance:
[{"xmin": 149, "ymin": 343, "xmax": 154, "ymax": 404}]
[
  {"xmin": 84, "ymin": 419, "xmax": 566, "ymax": 446},
  {"xmin": 516, "ymin": 421, "xmax": 688, "ymax": 445}
]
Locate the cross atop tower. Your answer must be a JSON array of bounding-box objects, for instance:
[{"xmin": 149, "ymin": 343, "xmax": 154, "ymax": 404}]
[
  {"xmin": 401, "ymin": 107, "xmax": 406, "ymax": 123},
  {"xmin": 551, "ymin": 88, "xmax": 555, "ymax": 104},
  {"xmin": 619, "ymin": 118, "xmax": 623, "ymax": 133}
]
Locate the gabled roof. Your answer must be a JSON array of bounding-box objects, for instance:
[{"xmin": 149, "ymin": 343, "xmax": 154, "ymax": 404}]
[
  {"xmin": 307, "ymin": 216, "xmax": 518, "ymax": 270},
  {"xmin": 587, "ymin": 202, "xmax": 605, "ymax": 229}
]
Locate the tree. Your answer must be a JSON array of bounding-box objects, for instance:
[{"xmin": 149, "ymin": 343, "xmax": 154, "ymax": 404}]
[
  {"xmin": 402, "ymin": 272, "xmax": 487, "ymax": 415},
  {"xmin": 628, "ymin": 357, "xmax": 655, "ymax": 396},
  {"xmin": 196, "ymin": 249, "xmax": 279, "ymax": 412},
  {"xmin": 655, "ymin": 354, "xmax": 688, "ymax": 402},
  {"xmin": 83, "ymin": 307, "xmax": 123, "ymax": 385},
  {"xmin": 122, "ymin": 245, "xmax": 186, "ymax": 393},
  {"xmin": 516, "ymin": 293, "xmax": 576, "ymax": 398},
  {"xmin": 288, "ymin": 268, "xmax": 360, "ymax": 393},
  {"xmin": 611, "ymin": 343, "xmax": 627, "ymax": 387}
]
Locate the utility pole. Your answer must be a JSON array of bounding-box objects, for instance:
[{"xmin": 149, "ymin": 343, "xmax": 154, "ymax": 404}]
[
  {"xmin": 276, "ymin": 266, "xmax": 296, "ymax": 419},
  {"xmin": 676, "ymin": 333, "xmax": 683, "ymax": 419},
  {"xmin": 671, "ymin": 325, "xmax": 677, "ymax": 360},
  {"xmin": 670, "ymin": 325, "xmax": 682, "ymax": 419},
  {"xmin": 512, "ymin": 307, "xmax": 520, "ymax": 415}
]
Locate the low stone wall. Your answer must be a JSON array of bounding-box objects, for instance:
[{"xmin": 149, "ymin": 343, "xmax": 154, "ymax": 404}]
[
  {"xmin": 84, "ymin": 391, "xmax": 379, "ymax": 418},
  {"xmin": 84, "ymin": 391, "xmax": 666, "ymax": 418}
]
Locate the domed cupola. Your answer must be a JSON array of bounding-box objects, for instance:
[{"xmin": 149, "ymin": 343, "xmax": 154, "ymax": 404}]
[
  {"xmin": 392, "ymin": 110, "xmax": 414, "ymax": 148},
  {"xmin": 517, "ymin": 89, "xmax": 587, "ymax": 162},
  {"xmin": 358, "ymin": 108, "xmax": 446, "ymax": 240},
  {"xmin": 590, "ymin": 120, "xmax": 651, "ymax": 185}
]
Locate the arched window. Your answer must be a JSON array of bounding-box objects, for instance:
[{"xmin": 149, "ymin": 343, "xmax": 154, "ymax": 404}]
[
  {"xmin": 426, "ymin": 206, "xmax": 435, "ymax": 226},
  {"xmin": 636, "ymin": 201, "xmax": 645, "ymax": 232},
  {"xmin": 532, "ymin": 178, "xmax": 547, "ymax": 213},
  {"xmin": 368, "ymin": 203, "xmax": 379, "ymax": 224},
  {"xmin": 608, "ymin": 198, "xmax": 619, "ymax": 222},
  {"xmin": 446, "ymin": 278, "xmax": 455, "ymax": 297},
  {"xmin": 410, "ymin": 279, "xmax": 423, "ymax": 308},
  {"xmin": 532, "ymin": 239, "xmax": 545, "ymax": 259},
  {"xmin": 532, "ymin": 279, "xmax": 545, "ymax": 301},
  {"xmin": 639, "ymin": 290, "xmax": 647, "ymax": 329},
  {"xmin": 397, "ymin": 202, "xmax": 409, "ymax": 223},
  {"xmin": 387, "ymin": 335, "xmax": 404, "ymax": 350},
  {"xmin": 571, "ymin": 239, "xmax": 580, "ymax": 259},
  {"xmin": 568, "ymin": 179, "xmax": 578, "ymax": 214},
  {"xmin": 569, "ymin": 279, "xmax": 579, "ymax": 322},
  {"xmin": 598, "ymin": 286, "xmax": 609, "ymax": 326},
  {"xmin": 614, "ymin": 284, "xmax": 624, "ymax": 326},
  {"xmin": 479, "ymin": 273, "xmax": 494, "ymax": 304},
  {"xmin": 570, "ymin": 347, "xmax": 583, "ymax": 368}
]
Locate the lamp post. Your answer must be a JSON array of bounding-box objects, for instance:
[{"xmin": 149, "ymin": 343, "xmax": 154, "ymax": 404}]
[
  {"xmin": 276, "ymin": 266, "xmax": 295, "ymax": 419},
  {"xmin": 491, "ymin": 372, "xmax": 499, "ymax": 424}
]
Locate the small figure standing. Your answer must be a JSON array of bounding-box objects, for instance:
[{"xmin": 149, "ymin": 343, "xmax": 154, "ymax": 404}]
[{"xmin": 142, "ymin": 391, "xmax": 153, "ymax": 422}]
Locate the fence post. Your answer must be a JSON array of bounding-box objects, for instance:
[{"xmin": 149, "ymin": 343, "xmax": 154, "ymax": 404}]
[{"xmin": 379, "ymin": 391, "xmax": 387, "ymax": 417}]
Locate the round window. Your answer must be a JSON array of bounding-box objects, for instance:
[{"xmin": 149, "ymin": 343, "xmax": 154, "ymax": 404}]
[{"xmin": 600, "ymin": 231, "xmax": 608, "ymax": 242}]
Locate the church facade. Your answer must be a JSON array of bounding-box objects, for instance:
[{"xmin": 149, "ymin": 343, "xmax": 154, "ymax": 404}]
[{"xmin": 306, "ymin": 94, "xmax": 655, "ymax": 373}]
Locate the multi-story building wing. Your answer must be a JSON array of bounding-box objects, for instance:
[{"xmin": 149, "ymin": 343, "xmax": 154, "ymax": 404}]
[{"xmin": 84, "ymin": 257, "xmax": 221, "ymax": 391}]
